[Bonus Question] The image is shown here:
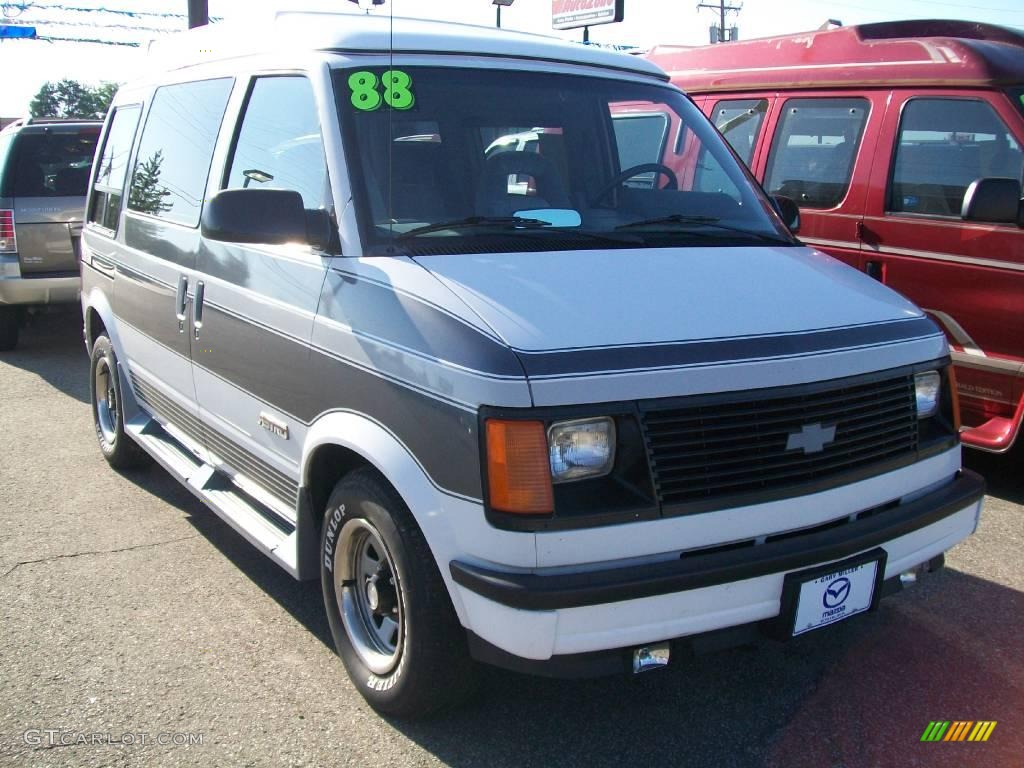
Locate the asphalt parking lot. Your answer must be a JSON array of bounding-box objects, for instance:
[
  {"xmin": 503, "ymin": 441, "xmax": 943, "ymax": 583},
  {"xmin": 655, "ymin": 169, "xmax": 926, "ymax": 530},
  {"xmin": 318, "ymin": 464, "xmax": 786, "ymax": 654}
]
[{"xmin": 0, "ymin": 310, "xmax": 1021, "ymax": 768}]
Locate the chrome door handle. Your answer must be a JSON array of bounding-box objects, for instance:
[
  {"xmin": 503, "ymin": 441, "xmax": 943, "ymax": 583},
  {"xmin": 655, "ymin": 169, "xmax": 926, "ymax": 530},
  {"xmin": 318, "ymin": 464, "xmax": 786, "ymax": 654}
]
[
  {"xmin": 175, "ymin": 274, "xmax": 188, "ymax": 332},
  {"xmin": 193, "ymin": 280, "xmax": 205, "ymax": 340}
]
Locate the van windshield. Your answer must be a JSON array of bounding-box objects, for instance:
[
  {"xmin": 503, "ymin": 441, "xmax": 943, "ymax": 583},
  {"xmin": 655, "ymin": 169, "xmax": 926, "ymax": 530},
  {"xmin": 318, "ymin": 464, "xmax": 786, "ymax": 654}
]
[
  {"xmin": 1, "ymin": 127, "xmax": 100, "ymax": 198},
  {"xmin": 334, "ymin": 67, "xmax": 793, "ymax": 256}
]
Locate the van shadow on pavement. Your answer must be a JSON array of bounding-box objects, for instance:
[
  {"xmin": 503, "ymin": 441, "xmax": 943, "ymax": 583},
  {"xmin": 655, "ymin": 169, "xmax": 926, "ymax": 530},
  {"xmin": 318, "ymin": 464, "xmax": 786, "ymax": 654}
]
[
  {"xmin": 118, "ymin": 462, "xmax": 334, "ymax": 650},
  {"xmin": 965, "ymin": 443, "xmax": 1023, "ymax": 505},
  {"xmin": 126, "ymin": 447, "xmax": 1021, "ymax": 768},
  {"xmin": 390, "ymin": 568, "xmax": 1022, "ymax": 768},
  {"xmin": 1, "ymin": 308, "xmax": 90, "ymax": 404}
]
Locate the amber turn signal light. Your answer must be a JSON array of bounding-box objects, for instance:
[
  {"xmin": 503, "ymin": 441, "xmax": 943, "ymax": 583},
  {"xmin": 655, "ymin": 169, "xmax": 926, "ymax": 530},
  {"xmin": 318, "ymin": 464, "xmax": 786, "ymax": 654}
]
[{"xmin": 485, "ymin": 419, "xmax": 554, "ymax": 515}]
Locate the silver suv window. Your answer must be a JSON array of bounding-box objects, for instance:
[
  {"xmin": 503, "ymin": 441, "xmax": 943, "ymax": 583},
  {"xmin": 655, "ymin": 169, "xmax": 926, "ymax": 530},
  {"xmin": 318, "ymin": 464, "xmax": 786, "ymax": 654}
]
[{"xmin": 0, "ymin": 127, "xmax": 100, "ymax": 198}]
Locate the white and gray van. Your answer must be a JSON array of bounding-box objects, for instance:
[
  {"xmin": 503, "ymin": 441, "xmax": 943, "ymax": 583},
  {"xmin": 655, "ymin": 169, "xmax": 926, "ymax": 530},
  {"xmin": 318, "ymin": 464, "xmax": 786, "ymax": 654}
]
[{"xmin": 81, "ymin": 13, "xmax": 985, "ymax": 717}]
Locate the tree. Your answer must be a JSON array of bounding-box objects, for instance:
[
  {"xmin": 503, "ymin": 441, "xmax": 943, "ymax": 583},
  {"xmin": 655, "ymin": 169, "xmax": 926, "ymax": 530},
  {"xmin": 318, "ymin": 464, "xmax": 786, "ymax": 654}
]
[
  {"xmin": 128, "ymin": 150, "xmax": 173, "ymax": 216},
  {"xmin": 28, "ymin": 79, "xmax": 119, "ymax": 119}
]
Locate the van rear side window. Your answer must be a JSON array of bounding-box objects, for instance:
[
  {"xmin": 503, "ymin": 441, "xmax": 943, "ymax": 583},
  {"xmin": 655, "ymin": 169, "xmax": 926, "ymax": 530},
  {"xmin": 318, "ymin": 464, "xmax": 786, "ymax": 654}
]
[
  {"xmin": 764, "ymin": 98, "xmax": 869, "ymax": 209},
  {"xmin": 711, "ymin": 98, "xmax": 768, "ymax": 165},
  {"xmin": 89, "ymin": 106, "xmax": 141, "ymax": 232},
  {"xmin": 889, "ymin": 98, "xmax": 1024, "ymax": 217},
  {"xmin": 0, "ymin": 128, "xmax": 99, "ymax": 198},
  {"xmin": 127, "ymin": 78, "xmax": 233, "ymax": 227}
]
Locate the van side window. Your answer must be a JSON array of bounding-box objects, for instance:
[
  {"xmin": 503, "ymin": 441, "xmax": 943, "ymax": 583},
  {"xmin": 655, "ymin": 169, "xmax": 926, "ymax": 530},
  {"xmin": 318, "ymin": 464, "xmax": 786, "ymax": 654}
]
[
  {"xmin": 889, "ymin": 98, "xmax": 1024, "ymax": 217},
  {"xmin": 711, "ymin": 98, "xmax": 768, "ymax": 165},
  {"xmin": 89, "ymin": 106, "xmax": 140, "ymax": 232},
  {"xmin": 127, "ymin": 78, "xmax": 233, "ymax": 226},
  {"xmin": 225, "ymin": 76, "xmax": 330, "ymax": 210},
  {"xmin": 764, "ymin": 98, "xmax": 869, "ymax": 209}
]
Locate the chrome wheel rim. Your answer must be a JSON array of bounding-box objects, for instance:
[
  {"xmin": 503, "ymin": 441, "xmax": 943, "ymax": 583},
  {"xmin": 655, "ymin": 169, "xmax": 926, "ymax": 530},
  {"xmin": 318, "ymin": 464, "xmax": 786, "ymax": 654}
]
[
  {"xmin": 334, "ymin": 518, "xmax": 403, "ymax": 675},
  {"xmin": 94, "ymin": 356, "xmax": 118, "ymax": 445}
]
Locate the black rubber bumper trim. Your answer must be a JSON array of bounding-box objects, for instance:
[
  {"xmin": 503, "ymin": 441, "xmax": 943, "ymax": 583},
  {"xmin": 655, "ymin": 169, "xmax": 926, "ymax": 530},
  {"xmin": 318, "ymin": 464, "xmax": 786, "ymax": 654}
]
[{"xmin": 450, "ymin": 470, "xmax": 984, "ymax": 611}]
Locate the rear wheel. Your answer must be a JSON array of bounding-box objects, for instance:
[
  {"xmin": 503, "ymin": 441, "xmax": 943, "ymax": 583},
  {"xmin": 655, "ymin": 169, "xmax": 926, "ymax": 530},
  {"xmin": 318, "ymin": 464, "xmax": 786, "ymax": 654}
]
[
  {"xmin": 0, "ymin": 306, "xmax": 19, "ymax": 351},
  {"xmin": 90, "ymin": 335, "xmax": 150, "ymax": 470},
  {"xmin": 321, "ymin": 468, "xmax": 477, "ymax": 718}
]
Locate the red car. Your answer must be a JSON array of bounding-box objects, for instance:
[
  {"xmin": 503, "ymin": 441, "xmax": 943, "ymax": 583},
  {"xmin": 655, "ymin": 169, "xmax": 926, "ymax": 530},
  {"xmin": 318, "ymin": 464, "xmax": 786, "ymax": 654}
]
[{"xmin": 647, "ymin": 20, "xmax": 1024, "ymax": 452}]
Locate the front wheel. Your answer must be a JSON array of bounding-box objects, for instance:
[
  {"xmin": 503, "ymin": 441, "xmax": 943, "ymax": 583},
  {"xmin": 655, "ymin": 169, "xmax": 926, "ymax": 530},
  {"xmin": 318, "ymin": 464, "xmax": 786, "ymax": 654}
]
[{"xmin": 321, "ymin": 468, "xmax": 477, "ymax": 717}]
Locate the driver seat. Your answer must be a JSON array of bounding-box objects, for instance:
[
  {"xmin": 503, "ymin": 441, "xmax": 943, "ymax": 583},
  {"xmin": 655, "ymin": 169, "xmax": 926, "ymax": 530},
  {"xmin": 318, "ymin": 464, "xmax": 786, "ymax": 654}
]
[{"xmin": 475, "ymin": 151, "xmax": 571, "ymax": 217}]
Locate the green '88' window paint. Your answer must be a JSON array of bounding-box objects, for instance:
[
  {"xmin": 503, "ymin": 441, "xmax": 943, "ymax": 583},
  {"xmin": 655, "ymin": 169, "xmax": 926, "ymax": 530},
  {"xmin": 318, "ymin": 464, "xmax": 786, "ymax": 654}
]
[{"xmin": 348, "ymin": 70, "xmax": 415, "ymax": 111}]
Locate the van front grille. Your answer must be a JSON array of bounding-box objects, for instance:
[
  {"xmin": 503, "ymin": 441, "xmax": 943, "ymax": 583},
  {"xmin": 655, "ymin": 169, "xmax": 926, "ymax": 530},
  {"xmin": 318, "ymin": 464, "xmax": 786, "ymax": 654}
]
[{"xmin": 642, "ymin": 374, "xmax": 919, "ymax": 510}]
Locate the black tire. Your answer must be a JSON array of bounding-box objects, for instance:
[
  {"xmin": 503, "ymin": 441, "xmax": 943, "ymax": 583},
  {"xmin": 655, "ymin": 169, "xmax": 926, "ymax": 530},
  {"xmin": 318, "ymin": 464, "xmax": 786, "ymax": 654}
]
[
  {"xmin": 0, "ymin": 306, "xmax": 19, "ymax": 351},
  {"xmin": 321, "ymin": 467, "xmax": 478, "ymax": 717},
  {"xmin": 90, "ymin": 335, "xmax": 151, "ymax": 470}
]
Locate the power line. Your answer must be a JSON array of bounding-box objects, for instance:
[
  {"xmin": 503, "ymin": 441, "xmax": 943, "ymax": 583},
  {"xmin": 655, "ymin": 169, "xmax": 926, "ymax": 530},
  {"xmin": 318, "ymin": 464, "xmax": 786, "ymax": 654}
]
[
  {"xmin": 0, "ymin": 2, "xmax": 221, "ymax": 21},
  {"xmin": 36, "ymin": 34, "xmax": 139, "ymax": 45},
  {"xmin": 9, "ymin": 17, "xmax": 175, "ymax": 33}
]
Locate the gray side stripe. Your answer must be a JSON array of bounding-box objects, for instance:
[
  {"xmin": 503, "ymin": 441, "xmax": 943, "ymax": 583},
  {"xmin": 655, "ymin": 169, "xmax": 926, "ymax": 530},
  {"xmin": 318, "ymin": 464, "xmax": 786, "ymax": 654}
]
[
  {"xmin": 319, "ymin": 269, "xmax": 524, "ymax": 377},
  {"xmin": 329, "ymin": 266, "xmax": 505, "ymax": 343},
  {"xmin": 119, "ymin": 314, "xmax": 485, "ymax": 501}
]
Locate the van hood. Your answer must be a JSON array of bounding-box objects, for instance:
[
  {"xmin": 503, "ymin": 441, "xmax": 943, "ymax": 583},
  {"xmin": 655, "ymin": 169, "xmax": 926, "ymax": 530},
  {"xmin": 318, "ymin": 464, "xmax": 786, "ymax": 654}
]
[{"xmin": 414, "ymin": 246, "xmax": 925, "ymax": 353}]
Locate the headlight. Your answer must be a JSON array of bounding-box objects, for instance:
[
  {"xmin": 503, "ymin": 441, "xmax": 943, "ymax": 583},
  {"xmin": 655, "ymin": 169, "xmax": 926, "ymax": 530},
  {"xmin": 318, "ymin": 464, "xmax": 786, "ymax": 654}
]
[
  {"xmin": 548, "ymin": 417, "xmax": 615, "ymax": 483},
  {"xmin": 914, "ymin": 370, "xmax": 941, "ymax": 418}
]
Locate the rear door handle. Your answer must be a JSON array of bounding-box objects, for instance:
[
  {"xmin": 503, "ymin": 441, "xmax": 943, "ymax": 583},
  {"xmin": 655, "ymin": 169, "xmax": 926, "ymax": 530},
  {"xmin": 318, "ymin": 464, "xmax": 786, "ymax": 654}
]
[
  {"xmin": 90, "ymin": 251, "xmax": 118, "ymax": 276},
  {"xmin": 193, "ymin": 280, "xmax": 205, "ymax": 340},
  {"xmin": 175, "ymin": 274, "xmax": 188, "ymax": 332}
]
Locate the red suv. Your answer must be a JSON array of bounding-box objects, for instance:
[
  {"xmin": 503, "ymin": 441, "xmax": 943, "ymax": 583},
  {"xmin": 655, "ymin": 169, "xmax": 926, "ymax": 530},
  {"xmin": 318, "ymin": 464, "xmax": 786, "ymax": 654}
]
[{"xmin": 647, "ymin": 20, "xmax": 1024, "ymax": 452}]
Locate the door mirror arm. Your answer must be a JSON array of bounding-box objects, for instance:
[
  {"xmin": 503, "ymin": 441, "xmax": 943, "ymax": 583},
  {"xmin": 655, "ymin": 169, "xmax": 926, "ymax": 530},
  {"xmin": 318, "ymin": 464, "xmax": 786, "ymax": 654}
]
[{"xmin": 771, "ymin": 195, "xmax": 801, "ymax": 234}]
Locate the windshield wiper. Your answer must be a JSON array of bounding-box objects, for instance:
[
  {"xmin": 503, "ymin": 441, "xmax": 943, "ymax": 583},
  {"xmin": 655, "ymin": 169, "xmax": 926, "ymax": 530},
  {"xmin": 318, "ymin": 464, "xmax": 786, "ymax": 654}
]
[
  {"xmin": 395, "ymin": 215, "xmax": 643, "ymax": 247},
  {"xmin": 396, "ymin": 216, "xmax": 551, "ymax": 239},
  {"xmin": 616, "ymin": 214, "xmax": 791, "ymax": 243}
]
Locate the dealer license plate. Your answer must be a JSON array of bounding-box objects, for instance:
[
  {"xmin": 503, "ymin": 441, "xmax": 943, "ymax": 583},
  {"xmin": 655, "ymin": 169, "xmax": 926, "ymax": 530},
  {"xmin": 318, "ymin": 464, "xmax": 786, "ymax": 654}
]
[{"xmin": 790, "ymin": 558, "xmax": 881, "ymax": 636}]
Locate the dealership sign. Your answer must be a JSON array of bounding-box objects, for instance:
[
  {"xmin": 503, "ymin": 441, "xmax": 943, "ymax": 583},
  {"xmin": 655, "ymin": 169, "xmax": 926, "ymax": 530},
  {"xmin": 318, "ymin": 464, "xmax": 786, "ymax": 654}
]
[{"xmin": 552, "ymin": 0, "xmax": 624, "ymax": 30}]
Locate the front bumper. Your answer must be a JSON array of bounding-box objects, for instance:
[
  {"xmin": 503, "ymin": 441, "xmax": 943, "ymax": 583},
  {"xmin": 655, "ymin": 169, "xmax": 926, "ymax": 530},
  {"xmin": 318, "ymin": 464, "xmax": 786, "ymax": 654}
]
[{"xmin": 450, "ymin": 470, "xmax": 984, "ymax": 664}]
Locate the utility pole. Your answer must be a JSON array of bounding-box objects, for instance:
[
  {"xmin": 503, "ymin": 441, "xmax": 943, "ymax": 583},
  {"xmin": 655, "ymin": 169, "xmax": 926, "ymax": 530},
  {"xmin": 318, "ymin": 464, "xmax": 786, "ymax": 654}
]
[
  {"xmin": 187, "ymin": 0, "xmax": 208, "ymax": 29},
  {"xmin": 697, "ymin": 0, "xmax": 741, "ymax": 42}
]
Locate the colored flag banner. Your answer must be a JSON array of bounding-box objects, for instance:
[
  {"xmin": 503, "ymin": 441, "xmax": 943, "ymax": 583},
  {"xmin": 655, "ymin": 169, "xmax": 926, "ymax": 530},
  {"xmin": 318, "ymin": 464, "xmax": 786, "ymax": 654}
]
[
  {"xmin": 920, "ymin": 721, "xmax": 997, "ymax": 742},
  {"xmin": 0, "ymin": 25, "xmax": 37, "ymax": 39}
]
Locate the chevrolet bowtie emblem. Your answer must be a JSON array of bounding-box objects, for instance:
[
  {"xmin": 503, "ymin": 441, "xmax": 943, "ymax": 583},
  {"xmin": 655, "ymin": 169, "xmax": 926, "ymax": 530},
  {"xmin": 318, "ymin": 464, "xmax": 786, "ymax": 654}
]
[{"xmin": 786, "ymin": 422, "xmax": 837, "ymax": 454}]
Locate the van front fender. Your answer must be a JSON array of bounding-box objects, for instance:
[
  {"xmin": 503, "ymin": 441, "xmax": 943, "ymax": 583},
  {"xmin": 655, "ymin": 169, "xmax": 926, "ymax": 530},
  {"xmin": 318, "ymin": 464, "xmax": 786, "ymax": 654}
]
[{"xmin": 300, "ymin": 410, "xmax": 537, "ymax": 619}]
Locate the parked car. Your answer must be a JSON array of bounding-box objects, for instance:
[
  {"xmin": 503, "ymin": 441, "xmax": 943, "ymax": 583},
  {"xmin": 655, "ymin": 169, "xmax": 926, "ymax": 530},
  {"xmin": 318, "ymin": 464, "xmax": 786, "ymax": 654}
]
[
  {"xmin": 647, "ymin": 20, "xmax": 1024, "ymax": 452},
  {"xmin": 81, "ymin": 13, "xmax": 983, "ymax": 717},
  {"xmin": 0, "ymin": 118, "xmax": 101, "ymax": 350}
]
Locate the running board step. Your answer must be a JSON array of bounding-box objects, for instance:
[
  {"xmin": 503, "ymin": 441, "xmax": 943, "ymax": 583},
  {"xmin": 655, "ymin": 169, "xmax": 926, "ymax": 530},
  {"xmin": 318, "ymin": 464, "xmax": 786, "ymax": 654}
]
[{"xmin": 125, "ymin": 415, "xmax": 301, "ymax": 578}]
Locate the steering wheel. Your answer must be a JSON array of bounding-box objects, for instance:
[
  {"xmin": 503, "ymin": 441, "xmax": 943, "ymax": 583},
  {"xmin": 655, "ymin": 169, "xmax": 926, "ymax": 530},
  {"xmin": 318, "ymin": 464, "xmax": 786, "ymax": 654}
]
[{"xmin": 591, "ymin": 163, "xmax": 679, "ymax": 205}]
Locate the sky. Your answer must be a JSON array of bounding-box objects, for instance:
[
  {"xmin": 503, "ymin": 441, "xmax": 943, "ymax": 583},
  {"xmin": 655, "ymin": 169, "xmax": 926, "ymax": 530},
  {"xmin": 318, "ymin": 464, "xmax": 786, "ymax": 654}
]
[{"xmin": 1, "ymin": 0, "xmax": 1023, "ymax": 115}]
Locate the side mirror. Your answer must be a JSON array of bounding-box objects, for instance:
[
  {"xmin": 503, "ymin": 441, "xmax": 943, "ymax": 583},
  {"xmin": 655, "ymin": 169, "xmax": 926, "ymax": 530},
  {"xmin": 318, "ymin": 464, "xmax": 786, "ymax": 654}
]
[
  {"xmin": 202, "ymin": 189, "xmax": 333, "ymax": 248},
  {"xmin": 771, "ymin": 195, "xmax": 800, "ymax": 234},
  {"xmin": 961, "ymin": 177, "xmax": 1022, "ymax": 225}
]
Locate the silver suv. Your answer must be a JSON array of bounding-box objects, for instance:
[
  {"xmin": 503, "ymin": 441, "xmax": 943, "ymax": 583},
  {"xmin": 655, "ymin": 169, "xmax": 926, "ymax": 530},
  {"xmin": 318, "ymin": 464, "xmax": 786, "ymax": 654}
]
[{"xmin": 0, "ymin": 118, "xmax": 101, "ymax": 350}]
